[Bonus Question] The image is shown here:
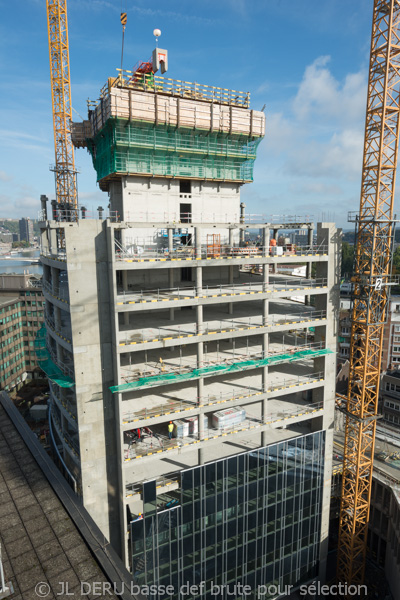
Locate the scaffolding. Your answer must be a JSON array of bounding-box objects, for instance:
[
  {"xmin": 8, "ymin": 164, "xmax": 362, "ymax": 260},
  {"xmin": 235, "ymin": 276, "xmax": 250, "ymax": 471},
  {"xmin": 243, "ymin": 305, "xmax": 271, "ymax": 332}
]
[
  {"xmin": 206, "ymin": 234, "xmax": 221, "ymax": 258},
  {"xmin": 106, "ymin": 70, "xmax": 251, "ymax": 108},
  {"xmin": 34, "ymin": 325, "xmax": 75, "ymax": 388},
  {"xmin": 110, "ymin": 347, "xmax": 333, "ymax": 393},
  {"xmin": 87, "ymin": 119, "xmax": 261, "ymax": 184}
]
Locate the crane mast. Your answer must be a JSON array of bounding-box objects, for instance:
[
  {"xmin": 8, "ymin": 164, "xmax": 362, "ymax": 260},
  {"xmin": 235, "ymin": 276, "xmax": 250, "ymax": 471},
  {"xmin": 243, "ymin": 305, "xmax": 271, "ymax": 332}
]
[
  {"xmin": 46, "ymin": 0, "xmax": 77, "ymax": 221},
  {"xmin": 337, "ymin": 0, "xmax": 400, "ymax": 592}
]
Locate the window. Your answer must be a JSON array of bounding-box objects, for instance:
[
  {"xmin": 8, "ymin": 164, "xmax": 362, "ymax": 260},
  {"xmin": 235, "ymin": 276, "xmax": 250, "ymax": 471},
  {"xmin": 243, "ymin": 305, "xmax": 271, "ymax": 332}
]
[
  {"xmin": 179, "ymin": 180, "xmax": 191, "ymax": 195},
  {"xmin": 179, "ymin": 203, "xmax": 192, "ymax": 223}
]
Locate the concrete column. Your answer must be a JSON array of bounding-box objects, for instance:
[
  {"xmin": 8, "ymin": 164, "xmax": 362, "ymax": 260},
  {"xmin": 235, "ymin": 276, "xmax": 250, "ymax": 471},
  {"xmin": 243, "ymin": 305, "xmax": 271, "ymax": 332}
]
[
  {"xmin": 169, "ymin": 268, "xmax": 174, "ymax": 321},
  {"xmin": 272, "ymin": 229, "xmax": 279, "ymax": 274},
  {"xmin": 167, "ymin": 227, "xmax": 175, "ymax": 320},
  {"xmin": 195, "ymin": 227, "xmax": 201, "ymax": 259},
  {"xmin": 261, "ymin": 226, "xmax": 270, "ymax": 445},
  {"xmin": 314, "ymin": 222, "xmax": 340, "ymax": 584},
  {"xmin": 49, "ymin": 227, "xmax": 58, "ymax": 254},
  {"xmin": 228, "ymin": 228, "xmax": 234, "ymax": 314},
  {"xmin": 305, "ymin": 226, "xmax": 314, "ymax": 306},
  {"xmin": 239, "ymin": 202, "xmax": 245, "ymax": 245},
  {"xmin": 197, "ymin": 304, "xmax": 203, "ymax": 336},
  {"xmin": 56, "ymin": 341, "xmax": 64, "ymax": 365},
  {"xmin": 168, "ymin": 227, "xmax": 173, "ymax": 254},
  {"xmin": 54, "ymin": 305, "xmax": 61, "ymax": 332},
  {"xmin": 196, "ymin": 266, "xmax": 202, "ymax": 296},
  {"xmin": 197, "ymin": 300, "xmax": 204, "ymax": 453},
  {"xmin": 198, "ymin": 448, "xmax": 204, "ymax": 464},
  {"xmin": 121, "ymin": 271, "xmax": 130, "ymax": 325},
  {"xmin": 51, "ymin": 266, "xmax": 60, "ymax": 293},
  {"xmin": 122, "ymin": 270, "xmax": 128, "ymax": 293}
]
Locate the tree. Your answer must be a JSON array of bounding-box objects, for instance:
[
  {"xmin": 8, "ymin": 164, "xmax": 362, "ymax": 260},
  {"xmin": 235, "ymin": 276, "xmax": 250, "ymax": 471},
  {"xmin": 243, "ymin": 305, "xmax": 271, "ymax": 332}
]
[
  {"xmin": 392, "ymin": 246, "xmax": 400, "ymax": 273},
  {"xmin": 341, "ymin": 242, "xmax": 354, "ymax": 278}
]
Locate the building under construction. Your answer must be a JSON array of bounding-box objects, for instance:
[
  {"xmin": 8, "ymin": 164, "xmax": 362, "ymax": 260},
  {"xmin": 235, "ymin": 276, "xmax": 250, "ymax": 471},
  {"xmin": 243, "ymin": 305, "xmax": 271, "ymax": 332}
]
[{"xmin": 39, "ymin": 58, "xmax": 339, "ymax": 597}]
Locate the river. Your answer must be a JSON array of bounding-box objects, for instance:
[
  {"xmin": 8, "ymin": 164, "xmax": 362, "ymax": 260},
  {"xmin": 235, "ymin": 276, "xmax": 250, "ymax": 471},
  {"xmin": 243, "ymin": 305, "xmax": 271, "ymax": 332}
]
[{"xmin": 0, "ymin": 249, "xmax": 42, "ymax": 275}]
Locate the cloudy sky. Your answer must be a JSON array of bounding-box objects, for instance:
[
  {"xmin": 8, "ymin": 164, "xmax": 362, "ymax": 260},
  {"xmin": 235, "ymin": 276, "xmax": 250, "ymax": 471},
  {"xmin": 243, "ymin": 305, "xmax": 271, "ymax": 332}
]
[{"xmin": 0, "ymin": 0, "xmax": 375, "ymax": 226}]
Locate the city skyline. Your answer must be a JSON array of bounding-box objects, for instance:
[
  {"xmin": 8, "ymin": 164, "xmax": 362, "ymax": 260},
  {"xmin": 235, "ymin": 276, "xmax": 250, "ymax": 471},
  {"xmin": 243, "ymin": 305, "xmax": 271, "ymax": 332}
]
[{"xmin": 0, "ymin": 0, "xmax": 379, "ymax": 227}]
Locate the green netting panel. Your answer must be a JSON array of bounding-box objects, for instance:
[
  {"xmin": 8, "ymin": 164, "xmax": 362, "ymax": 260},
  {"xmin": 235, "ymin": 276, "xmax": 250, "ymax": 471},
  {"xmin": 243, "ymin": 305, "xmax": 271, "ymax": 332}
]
[
  {"xmin": 35, "ymin": 325, "xmax": 75, "ymax": 388},
  {"xmin": 88, "ymin": 119, "xmax": 262, "ymax": 183},
  {"xmin": 110, "ymin": 348, "xmax": 333, "ymax": 394},
  {"xmin": 109, "ymin": 121, "xmax": 261, "ymax": 158}
]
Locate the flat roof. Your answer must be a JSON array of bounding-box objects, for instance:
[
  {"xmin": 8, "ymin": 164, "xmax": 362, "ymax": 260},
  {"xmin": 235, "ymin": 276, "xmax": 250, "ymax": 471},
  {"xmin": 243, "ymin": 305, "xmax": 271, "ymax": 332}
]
[{"xmin": 0, "ymin": 394, "xmax": 139, "ymax": 600}]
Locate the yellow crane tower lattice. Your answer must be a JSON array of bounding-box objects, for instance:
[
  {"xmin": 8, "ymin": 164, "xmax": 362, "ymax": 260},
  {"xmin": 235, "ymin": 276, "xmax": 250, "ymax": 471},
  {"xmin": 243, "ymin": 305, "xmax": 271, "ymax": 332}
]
[
  {"xmin": 46, "ymin": 0, "xmax": 77, "ymax": 220},
  {"xmin": 337, "ymin": 0, "xmax": 400, "ymax": 594}
]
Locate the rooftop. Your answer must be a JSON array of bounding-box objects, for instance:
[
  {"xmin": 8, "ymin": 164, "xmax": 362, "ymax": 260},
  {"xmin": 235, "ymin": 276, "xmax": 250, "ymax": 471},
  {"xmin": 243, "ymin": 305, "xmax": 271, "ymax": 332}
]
[
  {"xmin": 0, "ymin": 393, "xmax": 136, "ymax": 600},
  {"xmin": 93, "ymin": 69, "xmax": 251, "ymax": 109}
]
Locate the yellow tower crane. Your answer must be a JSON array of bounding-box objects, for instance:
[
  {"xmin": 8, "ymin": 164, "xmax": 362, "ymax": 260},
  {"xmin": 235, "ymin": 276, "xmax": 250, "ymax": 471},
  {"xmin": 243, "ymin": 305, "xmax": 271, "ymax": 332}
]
[
  {"xmin": 337, "ymin": 0, "xmax": 400, "ymax": 594},
  {"xmin": 46, "ymin": 0, "xmax": 78, "ymax": 221}
]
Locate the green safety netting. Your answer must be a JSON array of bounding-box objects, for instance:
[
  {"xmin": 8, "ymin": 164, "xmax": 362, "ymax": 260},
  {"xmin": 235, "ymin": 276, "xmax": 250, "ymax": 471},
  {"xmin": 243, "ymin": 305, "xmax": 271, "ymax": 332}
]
[
  {"xmin": 110, "ymin": 347, "xmax": 333, "ymax": 394},
  {"xmin": 88, "ymin": 119, "xmax": 262, "ymax": 183},
  {"xmin": 35, "ymin": 325, "xmax": 75, "ymax": 388}
]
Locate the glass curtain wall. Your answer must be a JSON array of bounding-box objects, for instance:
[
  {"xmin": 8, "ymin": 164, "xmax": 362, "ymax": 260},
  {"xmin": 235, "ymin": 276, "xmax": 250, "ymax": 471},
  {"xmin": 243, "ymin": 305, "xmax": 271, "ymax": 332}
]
[{"xmin": 131, "ymin": 431, "xmax": 325, "ymax": 599}]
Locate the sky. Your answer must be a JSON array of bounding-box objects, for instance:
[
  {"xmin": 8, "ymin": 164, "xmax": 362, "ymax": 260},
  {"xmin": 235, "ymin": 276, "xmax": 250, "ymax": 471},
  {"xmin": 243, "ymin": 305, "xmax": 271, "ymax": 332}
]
[{"xmin": 0, "ymin": 0, "xmax": 377, "ymax": 227}]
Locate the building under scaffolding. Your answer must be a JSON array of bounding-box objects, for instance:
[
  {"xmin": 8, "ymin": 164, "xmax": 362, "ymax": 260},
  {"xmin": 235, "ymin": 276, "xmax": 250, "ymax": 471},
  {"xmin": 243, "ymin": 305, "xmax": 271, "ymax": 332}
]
[{"xmin": 39, "ymin": 63, "xmax": 339, "ymax": 598}]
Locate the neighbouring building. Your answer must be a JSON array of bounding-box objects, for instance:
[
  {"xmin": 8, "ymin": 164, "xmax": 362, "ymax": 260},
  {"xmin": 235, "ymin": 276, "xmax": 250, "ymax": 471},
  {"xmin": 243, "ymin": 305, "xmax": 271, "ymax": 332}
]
[
  {"xmin": 380, "ymin": 369, "xmax": 400, "ymax": 434},
  {"xmin": 19, "ymin": 217, "xmax": 34, "ymax": 244},
  {"xmin": 330, "ymin": 434, "xmax": 400, "ymax": 600},
  {"xmin": 39, "ymin": 54, "xmax": 339, "ymax": 598},
  {"xmin": 0, "ymin": 272, "xmax": 44, "ymax": 390},
  {"xmin": 382, "ymin": 296, "xmax": 400, "ymax": 371}
]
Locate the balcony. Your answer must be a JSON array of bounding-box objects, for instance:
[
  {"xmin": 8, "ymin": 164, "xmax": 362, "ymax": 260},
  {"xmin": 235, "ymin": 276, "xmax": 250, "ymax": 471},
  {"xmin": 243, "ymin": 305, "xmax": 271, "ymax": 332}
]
[
  {"xmin": 42, "ymin": 280, "xmax": 70, "ymax": 305},
  {"xmin": 118, "ymin": 308, "xmax": 326, "ymax": 348},
  {"xmin": 115, "ymin": 243, "xmax": 328, "ymax": 263},
  {"xmin": 121, "ymin": 370, "xmax": 324, "ymax": 425},
  {"xmin": 115, "ymin": 341, "xmax": 332, "ymax": 394},
  {"xmin": 116, "ymin": 276, "xmax": 328, "ymax": 307},
  {"xmin": 122, "ymin": 399, "xmax": 324, "ymax": 462},
  {"xmin": 50, "ymin": 403, "xmax": 80, "ymax": 459},
  {"xmin": 44, "ymin": 312, "xmax": 72, "ymax": 345}
]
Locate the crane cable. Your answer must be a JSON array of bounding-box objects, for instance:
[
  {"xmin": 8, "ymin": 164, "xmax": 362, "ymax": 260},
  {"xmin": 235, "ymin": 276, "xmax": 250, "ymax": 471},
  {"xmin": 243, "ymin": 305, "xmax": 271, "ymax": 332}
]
[{"xmin": 120, "ymin": 1, "xmax": 127, "ymax": 78}]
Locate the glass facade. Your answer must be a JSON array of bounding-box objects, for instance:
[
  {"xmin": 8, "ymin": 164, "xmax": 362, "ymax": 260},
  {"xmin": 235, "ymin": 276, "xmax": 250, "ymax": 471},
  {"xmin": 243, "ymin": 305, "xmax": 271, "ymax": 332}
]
[{"xmin": 131, "ymin": 431, "xmax": 325, "ymax": 599}]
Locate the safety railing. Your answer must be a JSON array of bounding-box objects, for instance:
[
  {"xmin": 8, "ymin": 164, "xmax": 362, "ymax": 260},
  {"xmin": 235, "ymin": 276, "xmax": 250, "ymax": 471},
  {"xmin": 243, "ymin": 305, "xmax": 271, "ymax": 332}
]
[
  {"xmin": 118, "ymin": 211, "xmax": 313, "ymax": 224},
  {"xmin": 115, "ymin": 244, "xmax": 328, "ymax": 262},
  {"xmin": 123, "ymin": 400, "xmax": 324, "ymax": 461},
  {"xmin": 47, "ymin": 343, "xmax": 75, "ymax": 379},
  {"xmin": 48, "ymin": 404, "xmax": 80, "ymax": 493},
  {"xmin": 40, "ymin": 249, "xmax": 67, "ymax": 262},
  {"xmin": 126, "ymin": 472, "xmax": 181, "ymax": 497},
  {"xmin": 98, "ymin": 70, "xmax": 251, "ymax": 108},
  {"xmin": 116, "ymin": 341, "xmax": 331, "ymax": 394},
  {"xmin": 44, "ymin": 312, "xmax": 72, "ymax": 345},
  {"xmin": 49, "ymin": 381, "xmax": 77, "ymax": 422},
  {"xmin": 42, "ymin": 280, "xmax": 70, "ymax": 304},
  {"xmin": 38, "ymin": 207, "xmax": 120, "ymax": 222},
  {"xmin": 116, "ymin": 277, "xmax": 328, "ymax": 305},
  {"xmin": 121, "ymin": 371, "xmax": 325, "ymax": 424},
  {"xmin": 118, "ymin": 310, "xmax": 326, "ymax": 347},
  {"xmin": 50, "ymin": 404, "xmax": 80, "ymax": 458}
]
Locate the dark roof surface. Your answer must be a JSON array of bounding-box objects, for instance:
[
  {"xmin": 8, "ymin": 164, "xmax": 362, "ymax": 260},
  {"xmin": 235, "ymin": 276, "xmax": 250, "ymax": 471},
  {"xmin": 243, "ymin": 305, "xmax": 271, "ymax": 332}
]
[{"xmin": 0, "ymin": 398, "xmax": 134, "ymax": 600}]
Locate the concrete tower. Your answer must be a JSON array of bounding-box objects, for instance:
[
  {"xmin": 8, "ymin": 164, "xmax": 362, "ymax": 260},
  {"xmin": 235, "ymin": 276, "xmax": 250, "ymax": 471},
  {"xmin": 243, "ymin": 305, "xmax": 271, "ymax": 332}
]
[{"xmin": 39, "ymin": 59, "xmax": 339, "ymax": 598}]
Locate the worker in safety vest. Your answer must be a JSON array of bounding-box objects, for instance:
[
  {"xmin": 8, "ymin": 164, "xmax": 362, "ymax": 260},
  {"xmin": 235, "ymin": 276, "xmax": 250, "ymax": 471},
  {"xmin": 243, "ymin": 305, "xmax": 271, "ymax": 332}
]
[{"xmin": 168, "ymin": 421, "xmax": 174, "ymax": 439}]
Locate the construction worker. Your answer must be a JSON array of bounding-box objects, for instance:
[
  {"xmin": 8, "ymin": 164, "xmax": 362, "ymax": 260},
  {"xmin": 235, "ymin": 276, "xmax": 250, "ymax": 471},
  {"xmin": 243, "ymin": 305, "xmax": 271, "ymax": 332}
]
[{"xmin": 168, "ymin": 421, "xmax": 174, "ymax": 439}]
